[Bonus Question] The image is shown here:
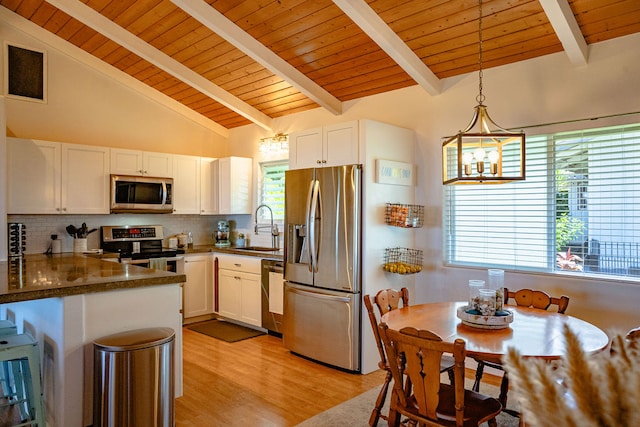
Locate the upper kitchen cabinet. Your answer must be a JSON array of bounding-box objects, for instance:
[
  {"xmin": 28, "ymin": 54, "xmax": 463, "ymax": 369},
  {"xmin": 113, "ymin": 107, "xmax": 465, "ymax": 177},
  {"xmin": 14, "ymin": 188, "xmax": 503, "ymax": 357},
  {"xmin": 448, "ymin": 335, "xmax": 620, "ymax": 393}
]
[
  {"xmin": 7, "ymin": 138, "xmax": 110, "ymax": 214},
  {"xmin": 289, "ymin": 121, "xmax": 359, "ymax": 169},
  {"xmin": 200, "ymin": 157, "xmax": 219, "ymax": 215},
  {"xmin": 216, "ymin": 157, "xmax": 252, "ymax": 215},
  {"xmin": 110, "ymin": 148, "xmax": 173, "ymax": 177},
  {"xmin": 173, "ymin": 155, "xmax": 201, "ymax": 214}
]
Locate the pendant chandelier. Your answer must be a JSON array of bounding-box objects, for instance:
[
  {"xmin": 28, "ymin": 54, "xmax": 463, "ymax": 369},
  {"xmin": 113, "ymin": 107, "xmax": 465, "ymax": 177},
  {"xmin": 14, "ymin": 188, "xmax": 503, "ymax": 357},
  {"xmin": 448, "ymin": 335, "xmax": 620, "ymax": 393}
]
[{"xmin": 442, "ymin": 0, "xmax": 525, "ymax": 185}]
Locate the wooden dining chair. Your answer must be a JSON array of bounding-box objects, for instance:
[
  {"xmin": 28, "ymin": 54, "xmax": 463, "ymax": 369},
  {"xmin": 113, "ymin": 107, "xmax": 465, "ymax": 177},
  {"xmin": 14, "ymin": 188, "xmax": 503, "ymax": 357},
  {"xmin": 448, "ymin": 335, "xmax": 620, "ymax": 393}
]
[
  {"xmin": 379, "ymin": 323, "xmax": 501, "ymax": 427},
  {"xmin": 472, "ymin": 288, "xmax": 570, "ymax": 411},
  {"xmin": 363, "ymin": 288, "xmax": 454, "ymax": 426}
]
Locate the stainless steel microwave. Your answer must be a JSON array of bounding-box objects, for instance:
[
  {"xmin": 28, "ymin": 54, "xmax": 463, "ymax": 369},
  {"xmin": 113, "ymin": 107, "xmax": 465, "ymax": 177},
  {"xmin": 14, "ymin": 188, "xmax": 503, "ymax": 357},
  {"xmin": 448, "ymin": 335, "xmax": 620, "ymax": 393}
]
[{"xmin": 110, "ymin": 175, "xmax": 173, "ymax": 213}]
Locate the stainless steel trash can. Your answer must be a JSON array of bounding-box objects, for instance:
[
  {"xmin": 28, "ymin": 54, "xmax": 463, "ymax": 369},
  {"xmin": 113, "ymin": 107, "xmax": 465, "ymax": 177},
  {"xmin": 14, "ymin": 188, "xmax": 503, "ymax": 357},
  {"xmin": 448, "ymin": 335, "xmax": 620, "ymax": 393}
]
[{"xmin": 93, "ymin": 327, "xmax": 175, "ymax": 427}]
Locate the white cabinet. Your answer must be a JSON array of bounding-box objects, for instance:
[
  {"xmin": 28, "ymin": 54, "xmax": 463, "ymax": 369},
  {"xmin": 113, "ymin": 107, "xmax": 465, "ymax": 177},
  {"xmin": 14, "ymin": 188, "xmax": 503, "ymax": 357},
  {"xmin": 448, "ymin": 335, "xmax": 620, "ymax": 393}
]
[
  {"xmin": 215, "ymin": 157, "xmax": 252, "ymax": 215},
  {"xmin": 173, "ymin": 155, "xmax": 201, "ymax": 214},
  {"xmin": 110, "ymin": 148, "xmax": 173, "ymax": 177},
  {"xmin": 200, "ymin": 157, "xmax": 219, "ymax": 215},
  {"xmin": 183, "ymin": 254, "xmax": 214, "ymax": 320},
  {"xmin": 7, "ymin": 138, "xmax": 110, "ymax": 214},
  {"xmin": 289, "ymin": 121, "xmax": 359, "ymax": 169},
  {"xmin": 216, "ymin": 254, "xmax": 262, "ymax": 327}
]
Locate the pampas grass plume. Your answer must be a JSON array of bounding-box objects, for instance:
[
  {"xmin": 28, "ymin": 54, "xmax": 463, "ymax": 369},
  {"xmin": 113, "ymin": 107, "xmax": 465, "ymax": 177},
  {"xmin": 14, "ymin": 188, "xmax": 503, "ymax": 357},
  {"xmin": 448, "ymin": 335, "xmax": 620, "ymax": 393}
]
[{"xmin": 504, "ymin": 326, "xmax": 640, "ymax": 427}]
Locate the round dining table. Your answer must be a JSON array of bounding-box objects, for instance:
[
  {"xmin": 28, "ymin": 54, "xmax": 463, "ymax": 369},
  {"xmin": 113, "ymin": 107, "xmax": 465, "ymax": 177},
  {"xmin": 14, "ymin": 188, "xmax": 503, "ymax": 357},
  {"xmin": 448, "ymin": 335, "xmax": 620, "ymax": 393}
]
[{"xmin": 380, "ymin": 301, "xmax": 610, "ymax": 363}]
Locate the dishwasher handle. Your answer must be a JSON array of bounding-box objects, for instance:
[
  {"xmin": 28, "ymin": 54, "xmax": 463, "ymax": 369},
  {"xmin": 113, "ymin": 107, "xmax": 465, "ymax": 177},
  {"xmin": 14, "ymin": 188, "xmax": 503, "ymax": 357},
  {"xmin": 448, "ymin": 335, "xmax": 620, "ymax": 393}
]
[{"xmin": 262, "ymin": 259, "xmax": 283, "ymax": 274}]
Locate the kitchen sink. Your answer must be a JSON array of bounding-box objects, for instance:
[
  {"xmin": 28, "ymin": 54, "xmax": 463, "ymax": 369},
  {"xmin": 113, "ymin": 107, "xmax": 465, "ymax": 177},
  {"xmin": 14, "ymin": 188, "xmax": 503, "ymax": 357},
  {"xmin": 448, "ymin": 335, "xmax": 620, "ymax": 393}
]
[{"xmin": 235, "ymin": 246, "xmax": 280, "ymax": 252}]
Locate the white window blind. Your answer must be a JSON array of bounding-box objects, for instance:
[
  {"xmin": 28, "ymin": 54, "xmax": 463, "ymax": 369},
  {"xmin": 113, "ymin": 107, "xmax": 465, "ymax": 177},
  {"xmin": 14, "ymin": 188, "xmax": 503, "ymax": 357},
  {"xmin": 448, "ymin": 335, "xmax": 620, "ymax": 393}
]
[
  {"xmin": 444, "ymin": 123, "xmax": 640, "ymax": 279},
  {"xmin": 260, "ymin": 161, "xmax": 288, "ymax": 220}
]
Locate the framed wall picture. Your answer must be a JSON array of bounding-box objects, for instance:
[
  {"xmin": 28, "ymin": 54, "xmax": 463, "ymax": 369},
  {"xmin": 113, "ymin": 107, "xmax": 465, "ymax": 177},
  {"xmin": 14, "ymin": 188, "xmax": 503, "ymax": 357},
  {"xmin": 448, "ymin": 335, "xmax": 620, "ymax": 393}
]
[{"xmin": 4, "ymin": 42, "xmax": 47, "ymax": 103}]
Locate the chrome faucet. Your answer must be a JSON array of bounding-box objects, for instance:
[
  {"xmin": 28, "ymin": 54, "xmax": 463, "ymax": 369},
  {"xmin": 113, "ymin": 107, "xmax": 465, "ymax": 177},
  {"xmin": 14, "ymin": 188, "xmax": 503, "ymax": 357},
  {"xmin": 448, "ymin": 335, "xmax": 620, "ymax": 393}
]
[{"xmin": 255, "ymin": 204, "xmax": 279, "ymax": 249}]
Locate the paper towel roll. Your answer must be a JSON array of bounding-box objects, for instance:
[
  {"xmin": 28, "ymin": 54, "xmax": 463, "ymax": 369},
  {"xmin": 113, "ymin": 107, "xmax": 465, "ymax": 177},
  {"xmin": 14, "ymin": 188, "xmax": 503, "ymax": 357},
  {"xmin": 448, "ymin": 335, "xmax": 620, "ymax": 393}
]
[{"xmin": 52, "ymin": 239, "xmax": 62, "ymax": 254}]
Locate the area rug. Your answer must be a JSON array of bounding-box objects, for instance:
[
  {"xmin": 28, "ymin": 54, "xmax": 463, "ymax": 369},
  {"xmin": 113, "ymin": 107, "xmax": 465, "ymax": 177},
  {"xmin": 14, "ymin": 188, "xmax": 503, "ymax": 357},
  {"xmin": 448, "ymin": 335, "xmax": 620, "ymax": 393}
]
[
  {"xmin": 296, "ymin": 377, "xmax": 520, "ymax": 427},
  {"xmin": 187, "ymin": 319, "xmax": 265, "ymax": 343}
]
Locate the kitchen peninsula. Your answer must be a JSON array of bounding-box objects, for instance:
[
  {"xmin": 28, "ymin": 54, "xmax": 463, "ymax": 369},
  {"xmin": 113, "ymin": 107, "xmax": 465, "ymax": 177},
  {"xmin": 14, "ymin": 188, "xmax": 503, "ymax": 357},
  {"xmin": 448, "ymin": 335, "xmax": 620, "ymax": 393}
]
[{"xmin": 0, "ymin": 254, "xmax": 186, "ymax": 427}]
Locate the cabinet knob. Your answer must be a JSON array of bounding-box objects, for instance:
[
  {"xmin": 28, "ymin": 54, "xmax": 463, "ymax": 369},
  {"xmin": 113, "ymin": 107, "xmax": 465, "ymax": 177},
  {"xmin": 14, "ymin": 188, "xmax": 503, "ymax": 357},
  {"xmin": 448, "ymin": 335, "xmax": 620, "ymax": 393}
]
[
  {"xmin": 62, "ymin": 208, "xmax": 67, "ymax": 211},
  {"xmin": 56, "ymin": 208, "xmax": 61, "ymax": 212},
  {"xmin": 316, "ymin": 160, "xmax": 322, "ymax": 164},
  {"xmin": 322, "ymin": 160, "xmax": 327, "ymax": 164},
  {"xmin": 234, "ymin": 276, "xmax": 241, "ymax": 280},
  {"xmin": 234, "ymin": 263, "xmax": 242, "ymax": 267}
]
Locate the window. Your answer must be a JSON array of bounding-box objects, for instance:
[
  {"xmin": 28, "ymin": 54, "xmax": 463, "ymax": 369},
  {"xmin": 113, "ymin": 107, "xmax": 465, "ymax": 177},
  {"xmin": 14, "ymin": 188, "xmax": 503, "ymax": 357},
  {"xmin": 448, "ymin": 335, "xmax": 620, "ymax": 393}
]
[
  {"xmin": 259, "ymin": 161, "xmax": 288, "ymax": 221},
  {"xmin": 444, "ymin": 123, "xmax": 640, "ymax": 279}
]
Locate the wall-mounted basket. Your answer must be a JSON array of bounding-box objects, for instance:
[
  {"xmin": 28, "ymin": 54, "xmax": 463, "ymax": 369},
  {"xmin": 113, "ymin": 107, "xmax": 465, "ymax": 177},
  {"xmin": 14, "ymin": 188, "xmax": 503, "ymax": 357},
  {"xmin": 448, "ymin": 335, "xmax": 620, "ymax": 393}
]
[
  {"xmin": 385, "ymin": 203, "xmax": 424, "ymax": 228},
  {"xmin": 383, "ymin": 247, "xmax": 423, "ymax": 274}
]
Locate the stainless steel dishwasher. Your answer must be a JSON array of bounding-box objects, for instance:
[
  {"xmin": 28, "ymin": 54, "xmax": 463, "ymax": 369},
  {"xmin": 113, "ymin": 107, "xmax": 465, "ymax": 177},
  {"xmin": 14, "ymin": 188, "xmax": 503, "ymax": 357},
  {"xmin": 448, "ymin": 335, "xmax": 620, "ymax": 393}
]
[{"xmin": 261, "ymin": 259, "xmax": 284, "ymax": 335}]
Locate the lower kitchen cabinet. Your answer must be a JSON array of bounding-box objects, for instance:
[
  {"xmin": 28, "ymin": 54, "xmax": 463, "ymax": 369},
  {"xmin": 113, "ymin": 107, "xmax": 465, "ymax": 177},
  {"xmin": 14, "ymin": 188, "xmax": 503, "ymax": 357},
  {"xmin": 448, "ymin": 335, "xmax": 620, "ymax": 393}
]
[
  {"xmin": 183, "ymin": 254, "xmax": 214, "ymax": 320},
  {"xmin": 216, "ymin": 254, "xmax": 261, "ymax": 327}
]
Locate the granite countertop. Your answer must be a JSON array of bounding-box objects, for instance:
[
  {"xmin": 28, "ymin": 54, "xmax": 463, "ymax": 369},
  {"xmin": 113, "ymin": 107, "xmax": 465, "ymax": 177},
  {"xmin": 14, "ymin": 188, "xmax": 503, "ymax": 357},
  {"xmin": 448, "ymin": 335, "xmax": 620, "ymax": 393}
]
[
  {"xmin": 0, "ymin": 254, "xmax": 186, "ymax": 304},
  {"xmin": 183, "ymin": 245, "xmax": 283, "ymax": 260}
]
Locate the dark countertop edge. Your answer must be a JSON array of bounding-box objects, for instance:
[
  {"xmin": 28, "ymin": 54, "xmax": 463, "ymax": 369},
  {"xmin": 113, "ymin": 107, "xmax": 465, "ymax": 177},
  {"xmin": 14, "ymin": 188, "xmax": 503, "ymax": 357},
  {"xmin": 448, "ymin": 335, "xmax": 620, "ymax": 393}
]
[{"xmin": 0, "ymin": 273, "xmax": 187, "ymax": 304}]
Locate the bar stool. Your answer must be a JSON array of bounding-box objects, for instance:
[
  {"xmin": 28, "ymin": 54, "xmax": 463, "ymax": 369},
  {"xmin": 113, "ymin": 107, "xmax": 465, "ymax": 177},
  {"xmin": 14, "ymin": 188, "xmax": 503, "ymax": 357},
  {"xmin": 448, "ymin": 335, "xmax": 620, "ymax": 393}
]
[{"xmin": 0, "ymin": 333, "xmax": 45, "ymax": 426}]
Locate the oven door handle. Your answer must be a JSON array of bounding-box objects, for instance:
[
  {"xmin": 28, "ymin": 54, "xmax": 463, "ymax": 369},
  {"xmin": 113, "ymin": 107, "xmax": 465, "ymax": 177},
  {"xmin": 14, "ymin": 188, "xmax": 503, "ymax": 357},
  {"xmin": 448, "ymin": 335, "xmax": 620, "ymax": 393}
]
[{"xmin": 120, "ymin": 258, "xmax": 150, "ymax": 265}]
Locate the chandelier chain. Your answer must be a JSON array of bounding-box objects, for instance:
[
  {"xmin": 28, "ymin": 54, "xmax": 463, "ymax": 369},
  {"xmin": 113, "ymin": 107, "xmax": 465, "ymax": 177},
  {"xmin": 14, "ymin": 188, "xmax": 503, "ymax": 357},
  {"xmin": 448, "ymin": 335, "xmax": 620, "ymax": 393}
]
[{"xmin": 477, "ymin": 0, "xmax": 485, "ymax": 105}]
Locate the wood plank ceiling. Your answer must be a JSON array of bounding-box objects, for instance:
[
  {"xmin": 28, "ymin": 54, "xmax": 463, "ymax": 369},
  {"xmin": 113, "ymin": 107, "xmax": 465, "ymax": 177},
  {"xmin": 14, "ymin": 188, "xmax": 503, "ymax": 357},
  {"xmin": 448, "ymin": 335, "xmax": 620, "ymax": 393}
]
[{"xmin": 2, "ymin": 0, "xmax": 639, "ymax": 132}]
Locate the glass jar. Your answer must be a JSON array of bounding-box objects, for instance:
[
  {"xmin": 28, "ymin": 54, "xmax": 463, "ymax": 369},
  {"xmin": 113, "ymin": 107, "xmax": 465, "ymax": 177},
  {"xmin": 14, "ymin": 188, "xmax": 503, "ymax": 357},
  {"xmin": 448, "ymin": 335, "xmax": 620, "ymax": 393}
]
[
  {"xmin": 487, "ymin": 269, "xmax": 505, "ymax": 311},
  {"xmin": 478, "ymin": 289, "xmax": 497, "ymax": 316},
  {"xmin": 468, "ymin": 280, "xmax": 485, "ymax": 311}
]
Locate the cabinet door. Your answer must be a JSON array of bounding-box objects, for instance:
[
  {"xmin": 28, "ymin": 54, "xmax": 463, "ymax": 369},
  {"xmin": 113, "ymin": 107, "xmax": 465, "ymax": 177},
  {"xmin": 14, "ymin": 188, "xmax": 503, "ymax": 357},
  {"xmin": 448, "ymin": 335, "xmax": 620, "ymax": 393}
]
[
  {"xmin": 200, "ymin": 157, "xmax": 219, "ymax": 215},
  {"xmin": 110, "ymin": 148, "xmax": 143, "ymax": 175},
  {"xmin": 218, "ymin": 268, "xmax": 242, "ymax": 321},
  {"xmin": 289, "ymin": 127, "xmax": 323, "ymax": 169},
  {"xmin": 173, "ymin": 155, "xmax": 201, "ymax": 214},
  {"xmin": 324, "ymin": 121, "xmax": 359, "ymax": 167},
  {"xmin": 228, "ymin": 157, "xmax": 252, "ymax": 214},
  {"xmin": 144, "ymin": 152, "xmax": 173, "ymax": 177},
  {"xmin": 240, "ymin": 272, "xmax": 262, "ymax": 327},
  {"xmin": 7, "ymin": 138, "xmax": 61, "ymax": 214},
  {"xmin": 62, "ymin": 144, "xmax": 110, "ymax": 214},
  {"xmin": 183, "ymin": 255, "xmax": 213, "ymax": 319}
]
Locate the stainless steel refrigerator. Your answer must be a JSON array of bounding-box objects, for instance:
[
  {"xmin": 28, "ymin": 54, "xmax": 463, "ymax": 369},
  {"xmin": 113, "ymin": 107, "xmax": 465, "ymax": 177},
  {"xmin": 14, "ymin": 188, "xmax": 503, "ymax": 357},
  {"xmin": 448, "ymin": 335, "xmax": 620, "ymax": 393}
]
[{"xmin": 282, "ymin": 164, "xmax": 362, "ymax": 372}]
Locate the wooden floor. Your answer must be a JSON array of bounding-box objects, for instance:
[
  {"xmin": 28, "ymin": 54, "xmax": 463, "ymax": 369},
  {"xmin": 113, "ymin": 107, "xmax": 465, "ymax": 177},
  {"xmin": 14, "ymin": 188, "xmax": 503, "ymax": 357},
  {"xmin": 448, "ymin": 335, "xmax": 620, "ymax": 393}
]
[
  {"xmin": 176, "ymin": 326, "xmax": 501, "ymax": 426},
  {"xmin": 176, "ymin": 327, "xmax": 385, "ymax": 426}
]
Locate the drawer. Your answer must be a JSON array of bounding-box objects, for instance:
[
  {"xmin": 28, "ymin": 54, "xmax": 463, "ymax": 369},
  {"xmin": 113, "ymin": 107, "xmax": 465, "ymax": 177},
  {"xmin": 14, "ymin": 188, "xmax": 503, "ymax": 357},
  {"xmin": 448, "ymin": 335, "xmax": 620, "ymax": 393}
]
[{"xmin": 216, "ymin": 253, "xmax": 262, "ymax": 274}]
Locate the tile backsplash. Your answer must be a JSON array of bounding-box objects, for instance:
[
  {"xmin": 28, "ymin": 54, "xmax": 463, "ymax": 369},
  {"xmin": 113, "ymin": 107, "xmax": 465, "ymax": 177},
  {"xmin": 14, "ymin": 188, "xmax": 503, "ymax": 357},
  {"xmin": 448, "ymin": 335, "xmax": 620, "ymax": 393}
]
[{"xmin": 7, "ymin": 213, "xmax": 275, "ymax": 254}]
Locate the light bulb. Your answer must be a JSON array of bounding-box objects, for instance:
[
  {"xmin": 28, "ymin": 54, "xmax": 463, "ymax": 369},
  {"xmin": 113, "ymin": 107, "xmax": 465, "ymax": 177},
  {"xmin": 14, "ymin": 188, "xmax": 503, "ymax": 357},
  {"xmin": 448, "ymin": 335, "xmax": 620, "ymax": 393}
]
[
  {"xmin": 488, "ymin": 151, "xmax": 499, "ymax": 175},
  {"xmin": 488, "ymin": 151, "xmax": 499, "ymax": 163},
  {"xmin": 474, "ymin": 148, "xmax": 485, "ymax": 174},
  {"xmin": 462, "ymin": 152, "xmax": 473, "ymax": 175}
]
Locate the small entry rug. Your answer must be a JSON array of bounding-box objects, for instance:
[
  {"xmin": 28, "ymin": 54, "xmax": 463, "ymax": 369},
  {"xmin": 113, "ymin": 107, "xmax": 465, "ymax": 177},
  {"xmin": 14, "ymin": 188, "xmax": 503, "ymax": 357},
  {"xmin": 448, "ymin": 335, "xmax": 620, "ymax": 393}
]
[{"xmin": 187, "ymin": 319, "xmax": 265, "ymax": 343}]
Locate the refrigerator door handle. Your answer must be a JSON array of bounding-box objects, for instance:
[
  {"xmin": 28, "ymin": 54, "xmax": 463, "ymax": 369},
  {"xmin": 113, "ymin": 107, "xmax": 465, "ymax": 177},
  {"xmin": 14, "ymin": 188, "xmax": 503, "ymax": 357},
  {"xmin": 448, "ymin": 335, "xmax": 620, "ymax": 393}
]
[
  {"xmin": 308, "ymin": 179, "xmax": 320, "ymax": 273},
  {"xmin": 288, "ymin": 285, "xmax": 352, "ymax": 303},
  {"xmin": 300, "ymin": 179, "xmax": 315, "ymax": 271}
]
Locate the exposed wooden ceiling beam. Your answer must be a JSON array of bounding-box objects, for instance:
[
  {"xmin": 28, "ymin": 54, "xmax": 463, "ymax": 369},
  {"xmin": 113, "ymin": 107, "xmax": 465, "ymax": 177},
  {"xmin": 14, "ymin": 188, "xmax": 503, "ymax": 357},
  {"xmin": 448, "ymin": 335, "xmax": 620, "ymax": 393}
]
[
  {"xmin": 538, "ymin": 0, "xmax": 588, "ymax": 66},
  {"xmin": 332, "ymin": 0, "xmax": 441, "ymax": 96},
  {"xmin": 47, "ymin": 0, "xmax": 273, "ymax": 131},
  {"xmin": 171, "ymin": 0, "xmax": 343, "ymax": 116}
]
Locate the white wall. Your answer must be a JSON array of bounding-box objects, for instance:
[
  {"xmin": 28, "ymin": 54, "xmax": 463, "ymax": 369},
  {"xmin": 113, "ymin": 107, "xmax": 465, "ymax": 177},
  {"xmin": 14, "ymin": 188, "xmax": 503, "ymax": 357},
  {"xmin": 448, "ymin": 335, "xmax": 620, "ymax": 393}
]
[
  {"xmin": 0, "ymin": 10, "xmax": 227, "ymax": 157},
  {"xmin": 229, "ymin": 33, "xmax": 640, "ymax": 333}
]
